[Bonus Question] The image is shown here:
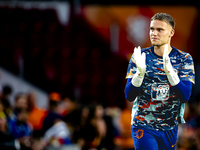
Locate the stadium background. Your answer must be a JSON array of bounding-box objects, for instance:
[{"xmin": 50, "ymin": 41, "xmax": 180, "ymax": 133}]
[{"xmin": 0, "ymin": 1, "xmax": 200, "ymax": 150}]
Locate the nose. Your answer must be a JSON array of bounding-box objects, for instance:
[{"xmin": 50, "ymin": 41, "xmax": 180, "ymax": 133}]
[{"xmin": 151, "ymin": 30, "xmax": 158, "ymax": 36}]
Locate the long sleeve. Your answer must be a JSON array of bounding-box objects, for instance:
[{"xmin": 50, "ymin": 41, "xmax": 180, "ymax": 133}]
[
  {"xmin": 124, "ymin": 78, "xmax": 140, "ymax": 102},
  {"xmin": 125, "ymin": 52, "xmax": 140, "ymax": 102},
  {"xmin": 125, "ymin": 79, "xmax": 193, "ymax": 103},
  {"xmin": 171, "ymin": 80, "xmax": 192, "ymax": 103},
  {"xmin": 170, "ymin": 53, "xmax": 194, "ymax": 103}
]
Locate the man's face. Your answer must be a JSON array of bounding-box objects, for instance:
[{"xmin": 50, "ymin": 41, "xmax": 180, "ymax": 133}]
[
  {"xmin": 15, "ymin": 97, "xmax": 28, "ymax": 109},
  {"xmin": 150, "ymin": 20, "xmax": 174, "ymax": 47}
]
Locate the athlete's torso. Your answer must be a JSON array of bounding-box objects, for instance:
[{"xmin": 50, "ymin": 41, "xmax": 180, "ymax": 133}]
[{"xmin": 127, "ymin": 46, "xmax": 195, "ymax": 130}]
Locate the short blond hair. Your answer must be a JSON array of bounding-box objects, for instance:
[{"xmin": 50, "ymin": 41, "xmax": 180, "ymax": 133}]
[{"xmin": 151, "ymin": 13, "xmax": 175, "ymax": 29}]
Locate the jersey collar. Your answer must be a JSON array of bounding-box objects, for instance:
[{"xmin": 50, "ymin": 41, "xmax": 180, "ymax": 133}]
[{"xmin": 151, "ymin": 46, "xmax": 176, "ymax": 58}]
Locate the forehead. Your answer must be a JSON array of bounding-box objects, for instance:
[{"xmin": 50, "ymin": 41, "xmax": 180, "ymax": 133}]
[{"xmin": 150, "ymin": 20, "xmax": 172, "ymax": 29}]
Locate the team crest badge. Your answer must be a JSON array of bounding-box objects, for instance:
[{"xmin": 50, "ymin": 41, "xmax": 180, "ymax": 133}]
[
  {"xmin": 151, "ymin": 83, "xmax": 170, "ymax": 101},
  {"xmin": 136, "ymin": 129, "xmax": 144, "ymax": 139}
]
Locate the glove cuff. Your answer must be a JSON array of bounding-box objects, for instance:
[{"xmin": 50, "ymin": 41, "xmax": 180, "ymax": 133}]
[
  {"xmin": 166, "ymin": 71, "xmax": 180, "ymax": 86},
  {"xmin": 131, "ymin": 71, "xmax": 145, "ymax": 87}
]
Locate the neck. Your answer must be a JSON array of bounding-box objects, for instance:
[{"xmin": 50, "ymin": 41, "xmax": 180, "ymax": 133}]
[{"xmin": 154, "ymin": 44, "xmax": 172, "ymax": 56}]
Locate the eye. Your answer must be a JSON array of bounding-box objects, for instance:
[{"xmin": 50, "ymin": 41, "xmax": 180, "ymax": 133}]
[
  {"xmin": 157, "ymin": 28, "xmax": 163, "ymax": 32},
  {"xmin": 150, "ymin": 27, "xmax": 154, "ymax": 31}
]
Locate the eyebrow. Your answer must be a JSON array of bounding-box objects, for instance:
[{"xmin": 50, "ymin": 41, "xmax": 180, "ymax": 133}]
[{"xmin": 150, "ymin": 27, "xmax": 164, "ymax": 30}]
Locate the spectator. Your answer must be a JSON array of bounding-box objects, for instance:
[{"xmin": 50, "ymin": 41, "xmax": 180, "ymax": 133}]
[
  {"xmin": 103, "ymin": 107, "xmax": 117, "ymax": 150},
  {"xmin": 176, "ymin": 94, "xmax": 200, "ymax": 150},
  {"xmin": 119, "ymin": 101, "xmax": 134, "ymax": 150},
  {"xmin": 0, "ymin": 99, "xmax": 20, "ymax": 150},
  {"xmin": 78, "ymin": 105, "xmax": 97, "ymax": 150},
  {"xmin": 42, "ymin": 92, "xmax": 72, "ymax": 147},
  {"xmin": 14, "ymin": 93, "xmax": 29, "ymax": 115},
  {"xmin": 62, "ymin": 97, "xmax": 82, "ymax": 142},
  {"xmin": 43, "ymin": 120, "xmax": 71, "ymax": 147},
  {"xmin": 92, "ymin": 104, "xmax": 107, "ymax": 149},
  {"xmin": 1, "ymin": 85, "xmax": 13, "ymax": 117},
  {"xmin": 78, "ymin": 104, "xmax": 107, "ymax": 150},
  {"xmin": 41, "ymin": 92, "xmax": 62, "ymax": 135},
  {"xmin": 27, "ymin": 92, "xmax": 47, "ymax": 131},
  {"xmin": 8, "ymin": 108, "xmax": 32, "ymax": 150},
  {"xmin": 104, "ymin": 107, "xmax": 122, "ymax": 149},
  {"xmin": 59, "ymin": 97, "xmax": 81, "ymax": 118}
]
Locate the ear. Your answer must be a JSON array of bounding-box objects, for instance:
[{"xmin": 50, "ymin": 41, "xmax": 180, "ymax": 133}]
[{"xmin": 170, "ymin": 29, "xmax": 175, "ymax": 37}]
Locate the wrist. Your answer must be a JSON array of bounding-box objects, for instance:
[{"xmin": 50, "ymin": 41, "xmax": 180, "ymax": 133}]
[
  {"xmin": 166, "ymin": 71, "xmax": 180, "ymax": 86},
  {"xmin": 131, "ymin": 71, "xmax": 145, "ymax": 87}
]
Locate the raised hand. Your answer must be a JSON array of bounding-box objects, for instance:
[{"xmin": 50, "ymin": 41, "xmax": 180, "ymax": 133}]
[
  {"xmin": 134, "ymin": 46, "xmax": 146, "ymax": 77},
  {"xmin": 131, "ymin": 46, "xmax": 146, "ymax": 87},
  {"xmin": 163, "ymin": 44, "xmax": 180, "ymax": 86}
]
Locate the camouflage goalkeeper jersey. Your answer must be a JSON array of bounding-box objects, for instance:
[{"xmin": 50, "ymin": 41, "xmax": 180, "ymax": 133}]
[{"xmin": 126, "ymin": 46, "xmax": 195, "ymax": 131}]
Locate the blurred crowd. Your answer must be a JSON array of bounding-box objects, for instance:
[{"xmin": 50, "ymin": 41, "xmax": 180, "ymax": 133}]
[
  {"xmin": 1, "ymin": 84, "xmax": 200, "ymax": 150},
  {"xmin": 0, "ymin": 84, "xmax": 135, "ymax": 150},
  {"xmin": 176, "ymin": 94, "xmax": 200, "ymax": 150}
]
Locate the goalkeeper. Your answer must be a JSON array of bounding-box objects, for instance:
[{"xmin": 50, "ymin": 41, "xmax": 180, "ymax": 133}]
[{"xmin": 125, "ymin": 13, "xmax": 195, "ymax": 150}]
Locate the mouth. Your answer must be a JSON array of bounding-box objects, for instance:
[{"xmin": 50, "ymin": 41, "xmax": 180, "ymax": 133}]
[{"xmin": 151, "ymin": 37, "xmax": 159, "ymax": 41}]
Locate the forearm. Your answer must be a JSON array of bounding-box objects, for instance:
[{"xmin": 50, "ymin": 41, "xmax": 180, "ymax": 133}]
[
  {"xmin": 125, "ymin": 78, "xmax": 140, "ymax": 102},
  {"xmin": 171, "ymin": 81, "xmax": 192, "ymax": 103},
  {"xmin": 165, "ymin": 62, "xmax": 191, "ymax": 103},
  {"xmin": 125, "ymin": 46, "xmax": 146, "ymax": 102}
]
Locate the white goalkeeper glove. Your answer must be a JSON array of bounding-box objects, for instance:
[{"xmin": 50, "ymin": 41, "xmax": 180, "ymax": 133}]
[
  {"xmin": 131, "ymin": 46, "xmax": 146, "ymax": 87},
  {"xmin": 163, "ymin": 44, "xmax": 180, "ymax": 86}
]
